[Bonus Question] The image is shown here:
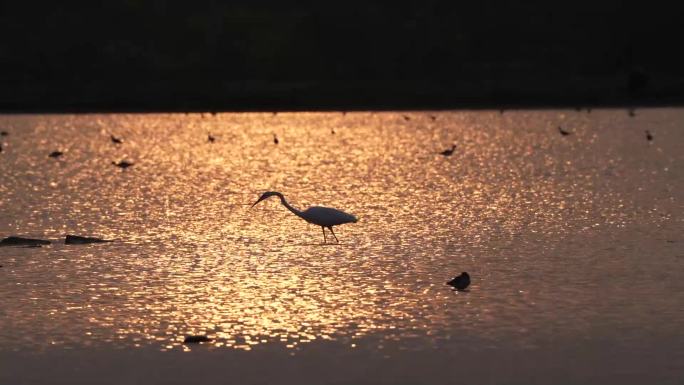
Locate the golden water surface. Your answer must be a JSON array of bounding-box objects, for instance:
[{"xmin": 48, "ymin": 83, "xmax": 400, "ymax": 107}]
[{"xmin": 1, "ymin": 110, "xmax": 683, "ymax": 354}]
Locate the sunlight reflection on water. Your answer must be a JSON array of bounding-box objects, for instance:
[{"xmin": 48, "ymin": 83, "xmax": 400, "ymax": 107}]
[{"xmin": 1, "ymin": 110, "xmax": 683, "ymax": 352}]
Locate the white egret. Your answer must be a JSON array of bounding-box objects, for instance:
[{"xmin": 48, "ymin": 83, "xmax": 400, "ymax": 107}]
[{"xmin": 251, "ymin": 191, "xmax": 358, "ymax": 243}]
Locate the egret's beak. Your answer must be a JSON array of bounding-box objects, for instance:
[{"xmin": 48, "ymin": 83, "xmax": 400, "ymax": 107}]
[{"xmin": 251, "ymin": 195, "xmax": 267, "ymax": 208}]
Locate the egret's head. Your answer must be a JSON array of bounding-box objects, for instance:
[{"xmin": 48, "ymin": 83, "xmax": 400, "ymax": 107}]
[{"xmin": 251, "ymin": 191, "xmax": 281, "ymax": 207}]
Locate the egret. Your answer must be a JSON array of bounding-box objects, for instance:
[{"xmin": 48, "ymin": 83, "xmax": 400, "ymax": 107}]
[
  {"xmin": 49, "ymin": 151, "xmax": 63, "ymax": 158},
  {"xmin": 447, "ymin": 272, "xmax": 470, "ymax": 291},
  {"xmin": 440, "ymin": 145, "xmax": 456, "ymax": 156},
  {"xmin": 251, "ymin": 191, "xmax": 358, "ymax": 243},
  {"xmin": 558, "ymin": 126, "xmax": 571, "ymax": 136}
]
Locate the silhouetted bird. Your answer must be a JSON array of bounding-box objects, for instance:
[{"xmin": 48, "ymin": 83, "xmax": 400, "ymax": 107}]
[
  {"xmin": 645, "ymin": 130, "xmax": 653, "ymax": 141},
  {"xmin": 112, "ymin": 160, "xmax": 133, "ymax": 169},
  {"xmin": 0, "ymin": 131, "xmax": 8, "ymax": 136},
  {"xmin": 49, "ymin": 151, "xmax": 63, "ymax": 158},
  {"xmin": 331, "ymin": 128, "xmax": 335, "ymax": 135},
  {"xmin": 208, "ymin": 134, "xmax": 215, "ymax": 143},
  {"xmin": 110, "ymin": 135, "xmax": 123, "ymax": 144},
  {"xmin": 558, "ymin": 126, "xmax": 571, "ymax": 136},
  {"xmin": 447, "ymin": 272, "xmax": 470, "ymax": 290},
  {"xmin": 273, "ymin": 134, "xmax": 279, "ymax": 144},
  {"xmin": 430, "ymin": 115, "xmax": 437, "ymax": 121},
  {"xmin": 183, "ymin": 335, "xmax": 212, "ymax": 344},
  {"xmin": 0, "ymin": 143, "xmax": 3, "ymax": 153},
  {"xmin": 628, "ymin": 108, "xmax": 636, "ymax": 117},
  {"xmin": 440, "ymin": 145, "xmax": 456, "ymax": 156},
  {"xmin": 403, "ymin": 115, "xmax": 410, "ymax": 121}
]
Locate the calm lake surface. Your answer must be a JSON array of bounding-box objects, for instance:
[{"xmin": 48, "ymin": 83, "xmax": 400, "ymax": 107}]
[{"xmin": 1, "ymin": 110, "xmax": 683, "ymax": 384}]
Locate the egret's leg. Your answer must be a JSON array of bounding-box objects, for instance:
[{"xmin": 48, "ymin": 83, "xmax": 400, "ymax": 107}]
[
  {"xmin": 328, "ymin": 226, "xmax": 339, "ymax": 243},
  {"xmin": 321, "ymin": 226, "xmax": 327, "ymax": 244}
]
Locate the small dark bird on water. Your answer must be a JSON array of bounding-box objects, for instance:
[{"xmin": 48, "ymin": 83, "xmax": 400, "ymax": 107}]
[
  {"xmin": 628, "ymin": 108, "xmax": 636, "ymax": 117},
  {"xmin": 208, "ymin": 134, "xmax": 215, "ymax": 142},
  {"xmin": 273, "ymin": 134, "xmax": 279, "ymax": 144},
  {"xmin": 440, "ymin": 145, "xmax": 456, "ymax": 156},
  {"xmin": 184, "ymin": 335, "xmax": 212, "ymax": 344},
  {"xmin": 49, "ymin": 151, "xmax": 63, "ymax": 158},
  {"xmin": 558, "ymin": 126, "xmax": 571, "ymax": 136},
  {"xmin": 110, "ymin": 135, "xmax": 123, "ymax": 144},
  {"xmin": 331, "ymin": 128, "xmax": 335, "ymax": 135},
  {"xmin": 0, "ymin": 131, "xmax": 8, "ymax": 136},
  {"xmin": 645, "ymin": 130, "xmax": 653, "ymax": 141},
  {"xmin": 447, "ymin": 272, "xmax": 470, "ymax": 290},
  {"xmin": 430, "ymin": 115, "xmax": 437, "ymax": 121},
  {"xmin": 0, "ymin": 143, "xmax": 3, "ymax": 153},
  {"xmin": 112, "ymin": 160, "xmax": 134, "ymax": 169},
  {"xmin": 403, "ymin": 115, "xmax": 410, "ymax": 121}
]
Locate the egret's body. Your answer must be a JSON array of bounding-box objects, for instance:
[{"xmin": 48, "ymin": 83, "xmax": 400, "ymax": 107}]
[{"xmin": 252, "ymin": 191, "xmax": 357, "ymax": 243}]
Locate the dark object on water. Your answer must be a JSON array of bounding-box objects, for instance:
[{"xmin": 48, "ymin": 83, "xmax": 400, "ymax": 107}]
[
  {"xmin": 645, "ymin": 130, "xmax": 653, "ymax": 141},
  {"xmin": 440, "ymin": 145, "xmax": 456, "ymax": 156},
  {"xmin": 402, "ymin": 115, "xmax": 410, "ymax": 121},
  {"xmin": 0, "ymin": 236, "xmax": 51, "ymax": 246},
  {"xmin": 447, "ymin": 272, "xmax": 471, "ymax": 290},
  {"xmin": 110, "ymin": 135, "xmax": 123, "ymax": 144},
  {"xmin": 628, "ymin": 108, "xmax": 636, "ymax": 117},
  {"xmin": 65, "ymin": 235, "xmax": 113, "ymax": 244},
  {"xmin": 0, "ymin": 131, "xmax": 8, "ymax": 136},
  {"xmin": 558, "ymin": 126, "xmax": 571, "ymax": 136},
  {"xmin": 208, "ymin": 134, "xmax": 215, "ymax": 142},
  {"xmin": 112, "ymin": 160, "xmax": 134, "ymax": 169},
  {"xmin": 184, "ymin": 335, "xmax": 212, "ymax": 344},
  {"xmin": 49, "ymin": 151, "xmax": 63, "ymax": 158},
  {"xmin": 273, "ymin": 134, "xmax": 279, "ymax": 144}
]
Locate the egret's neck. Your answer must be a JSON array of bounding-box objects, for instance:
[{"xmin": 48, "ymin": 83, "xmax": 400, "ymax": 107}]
[{"xmin": 279, "ymin": 195, "xmax": 305, "ymax": 219}]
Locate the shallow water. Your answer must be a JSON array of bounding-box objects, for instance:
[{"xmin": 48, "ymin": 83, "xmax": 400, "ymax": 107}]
[{"xmin": 1, "ymin": 110, "xmax": 683, "ymax": 384}]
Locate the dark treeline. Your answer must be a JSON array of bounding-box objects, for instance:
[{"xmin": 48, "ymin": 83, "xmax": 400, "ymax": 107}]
[{"xmin": 1, "ymin": 1, "xmax": 683, "ymax": 111}]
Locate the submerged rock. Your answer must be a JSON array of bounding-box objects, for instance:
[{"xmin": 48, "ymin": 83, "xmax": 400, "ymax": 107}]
[
  {"xmin": 183, "ymin": 335, "xmax": 212, "ymax": 344},
  {"xmin": 0, "ymin": 236, "xmax": 51, "ymax": 246},
  {"xmin": 64, "ymin": 235, "xmax": 113, "ymax": 244}
]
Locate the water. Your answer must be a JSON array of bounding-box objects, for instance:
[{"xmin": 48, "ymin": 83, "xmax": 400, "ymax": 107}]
[{"xmin": 1, "ymin": 110, "xmax": 683, "ymax": 384}]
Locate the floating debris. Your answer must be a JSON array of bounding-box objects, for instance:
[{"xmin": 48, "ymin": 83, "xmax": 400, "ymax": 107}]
[
  {"xmin": 0, "ymin": 236, "xmax": 51, "ymax": 246},
  {"xmin": 447, "ymin": 272, "xmax": 471, "ymax": 291},
  {"xmin": 65, "ymin": 235, "xmax": 113, "ymax": 244},
  {"xmin": 183, "ymin": 335, "xmax": 212, "ymax": 344}
]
